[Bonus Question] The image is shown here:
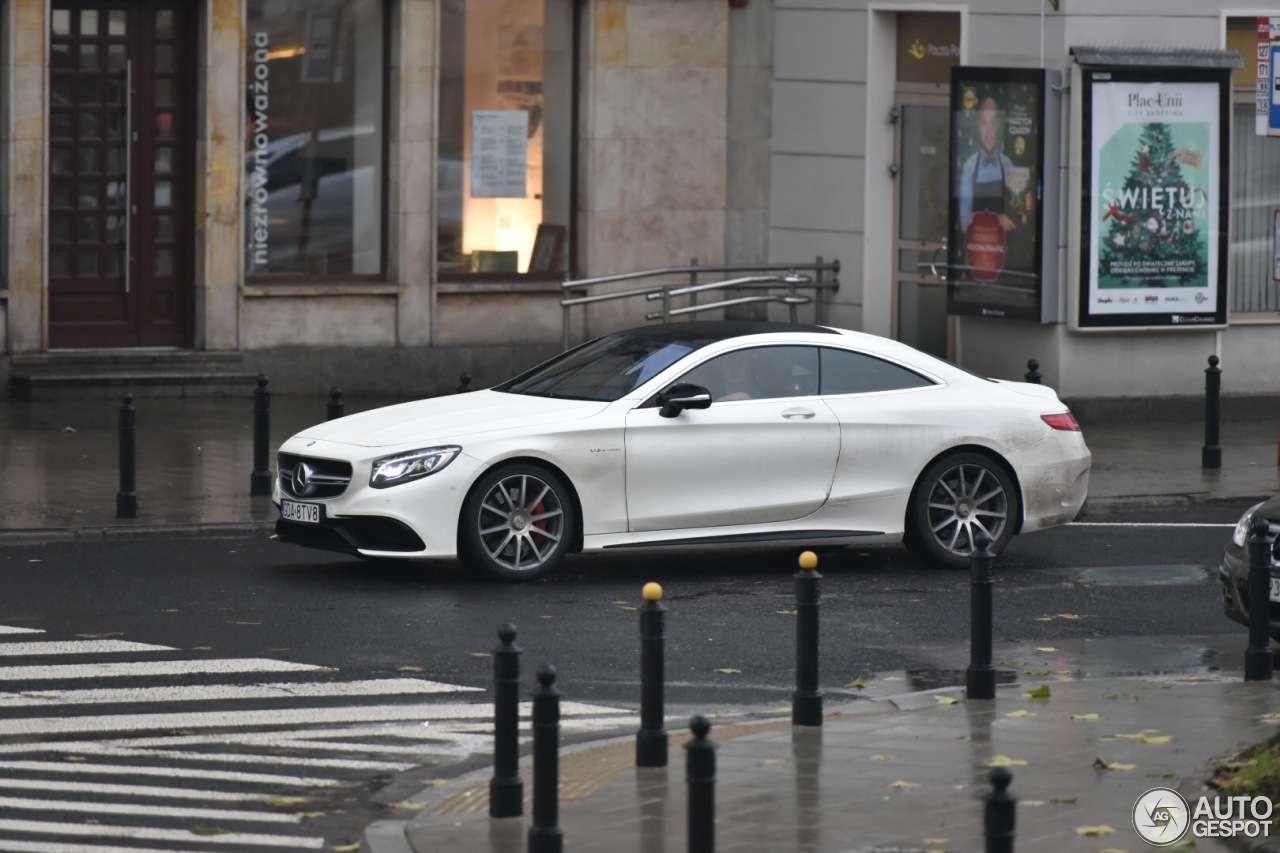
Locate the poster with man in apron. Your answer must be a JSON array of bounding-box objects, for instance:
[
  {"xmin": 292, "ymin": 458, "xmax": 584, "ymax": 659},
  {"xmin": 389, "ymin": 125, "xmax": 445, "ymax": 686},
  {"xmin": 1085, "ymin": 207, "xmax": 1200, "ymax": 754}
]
[{"xmin": 957, "ymin": 97, "xmax": 1017, "ymax": 281}]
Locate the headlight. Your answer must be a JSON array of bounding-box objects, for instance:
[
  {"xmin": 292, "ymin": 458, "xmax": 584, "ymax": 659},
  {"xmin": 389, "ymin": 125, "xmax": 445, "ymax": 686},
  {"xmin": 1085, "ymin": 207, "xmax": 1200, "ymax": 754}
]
[
  {"xmin": 370, "ymin": 446, "xmax": 461, "ymax": 489},
  {"xmin": 1233, "ymin": 502, "xmax": 1265, "ymax": 548}
]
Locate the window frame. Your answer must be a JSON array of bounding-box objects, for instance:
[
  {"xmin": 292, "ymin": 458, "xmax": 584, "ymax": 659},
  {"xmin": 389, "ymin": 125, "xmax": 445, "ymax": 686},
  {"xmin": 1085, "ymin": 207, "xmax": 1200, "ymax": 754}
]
[
  {"xmin": 435, "ymin": 0, "xmax": 580, "ymax": 284},
  {"xmin": 243, "ymin": 0, "xmax": 391, "ymax": 284},
  {"xmin": 817, "ymin": 346, "xmax": 939, "ymax": 397}
]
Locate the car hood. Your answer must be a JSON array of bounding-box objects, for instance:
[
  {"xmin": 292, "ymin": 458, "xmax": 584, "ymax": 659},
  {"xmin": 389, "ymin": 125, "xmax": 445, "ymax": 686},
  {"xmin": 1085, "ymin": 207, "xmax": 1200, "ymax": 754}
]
[{"xmin": 292, "ymin": 390, "xmax": 610, "ymax": 448}]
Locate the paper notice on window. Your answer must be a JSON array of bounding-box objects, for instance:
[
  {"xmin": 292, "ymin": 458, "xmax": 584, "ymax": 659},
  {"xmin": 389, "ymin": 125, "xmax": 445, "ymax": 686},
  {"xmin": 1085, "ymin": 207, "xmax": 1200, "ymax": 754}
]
[{"xmin": 471, "ymin": 110, "xmax": 528, "ymax": 199}]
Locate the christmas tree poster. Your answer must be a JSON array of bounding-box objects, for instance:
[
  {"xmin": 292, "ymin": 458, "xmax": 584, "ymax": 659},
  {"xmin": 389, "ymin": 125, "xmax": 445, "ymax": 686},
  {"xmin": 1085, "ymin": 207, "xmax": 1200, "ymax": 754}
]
[{"xmin": 1085, "ymin": 79, "xmax": 1222, "ymax": 321}]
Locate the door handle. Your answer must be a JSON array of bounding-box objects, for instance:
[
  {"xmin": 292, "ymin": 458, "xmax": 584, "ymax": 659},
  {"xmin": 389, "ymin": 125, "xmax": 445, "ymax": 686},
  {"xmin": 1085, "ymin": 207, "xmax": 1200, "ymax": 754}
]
[{"xmin": 781, "ymin": 408, "xmax": 815, "ymax": 420}]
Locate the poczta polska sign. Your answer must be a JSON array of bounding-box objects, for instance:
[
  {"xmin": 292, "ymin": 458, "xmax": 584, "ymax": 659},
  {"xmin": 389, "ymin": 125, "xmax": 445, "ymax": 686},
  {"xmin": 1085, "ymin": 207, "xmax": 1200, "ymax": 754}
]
[{"xmin": 1133, "ymin": 787, "xmax": 1273, "ymax": 846}]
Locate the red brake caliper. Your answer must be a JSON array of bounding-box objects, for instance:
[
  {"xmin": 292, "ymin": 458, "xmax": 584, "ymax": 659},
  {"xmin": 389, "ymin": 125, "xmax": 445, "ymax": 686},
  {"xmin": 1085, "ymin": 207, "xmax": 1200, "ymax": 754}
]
[{"xmin": 533, "ymin": 501, "xmax": 548, "ymax": 533}]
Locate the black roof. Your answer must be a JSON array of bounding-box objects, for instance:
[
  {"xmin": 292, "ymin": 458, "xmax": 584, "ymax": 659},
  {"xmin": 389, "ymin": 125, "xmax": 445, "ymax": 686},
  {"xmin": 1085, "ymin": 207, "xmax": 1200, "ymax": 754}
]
[{"xmin": 615, "ymin": 321, "xmax": 838, "ymax": 345}]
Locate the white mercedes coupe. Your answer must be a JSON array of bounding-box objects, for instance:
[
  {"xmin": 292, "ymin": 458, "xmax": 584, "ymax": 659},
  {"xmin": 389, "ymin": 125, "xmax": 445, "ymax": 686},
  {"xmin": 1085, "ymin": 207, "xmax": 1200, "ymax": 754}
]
[{"xmin": 272, "ymin": 322, "xmax": 1090, "ymax": 580}]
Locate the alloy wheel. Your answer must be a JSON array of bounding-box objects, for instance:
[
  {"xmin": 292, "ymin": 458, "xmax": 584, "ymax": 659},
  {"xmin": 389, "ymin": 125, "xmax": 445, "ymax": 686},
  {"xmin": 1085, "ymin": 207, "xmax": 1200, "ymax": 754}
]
[
  {"xmin": 476, "ymin": 473, "xmax": 566, "ymax": 574},
  {"xmin": 924, "ymin": 461, "xmax": 1009, "ymax": 558}
]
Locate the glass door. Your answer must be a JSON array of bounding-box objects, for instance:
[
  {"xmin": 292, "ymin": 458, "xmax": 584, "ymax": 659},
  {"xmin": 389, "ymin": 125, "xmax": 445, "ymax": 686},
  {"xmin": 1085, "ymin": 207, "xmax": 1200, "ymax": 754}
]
[
  {"xmin": 48, "ymin": 1, "xmax": 194, "ymax": 348},
  {"xmin": 892, "ymin": 95, "xmax": 951, "ymax": 360}
]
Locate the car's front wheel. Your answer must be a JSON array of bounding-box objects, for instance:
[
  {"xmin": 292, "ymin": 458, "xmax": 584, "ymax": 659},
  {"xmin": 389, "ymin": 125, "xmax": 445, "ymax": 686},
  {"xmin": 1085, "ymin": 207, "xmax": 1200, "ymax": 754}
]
[
  {"xmin": 908, "ymin": 452, "xmax": 1017, "ymax": 568},
  {"xmin": 459, "ymin": 464, "xmax": 575, "ymax": 581}
]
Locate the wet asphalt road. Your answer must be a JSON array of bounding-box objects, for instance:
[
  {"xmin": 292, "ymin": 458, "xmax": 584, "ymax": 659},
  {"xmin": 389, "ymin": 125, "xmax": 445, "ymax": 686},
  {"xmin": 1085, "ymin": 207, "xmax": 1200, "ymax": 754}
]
[{"xmin": 0, "ymin": 500, "xmax": 1253, "ymax": 710}]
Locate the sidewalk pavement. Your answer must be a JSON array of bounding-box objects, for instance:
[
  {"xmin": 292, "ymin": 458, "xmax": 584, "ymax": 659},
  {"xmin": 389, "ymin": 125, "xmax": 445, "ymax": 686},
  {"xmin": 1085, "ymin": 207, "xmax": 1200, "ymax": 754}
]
[{"xmin": 1, "ymin": 393, "xmax": 1279, "ymax": 851}]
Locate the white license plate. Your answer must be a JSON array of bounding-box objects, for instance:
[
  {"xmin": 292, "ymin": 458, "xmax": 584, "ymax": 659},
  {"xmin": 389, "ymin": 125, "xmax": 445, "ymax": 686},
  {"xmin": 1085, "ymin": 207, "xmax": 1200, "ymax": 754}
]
[
  {"xmin": 281, "ymin": 500, "xmax": 321, "ymax": 524},
  {"xmin": 1270, "ymin": 578, "xmax": 1280, "ymax": 604}
]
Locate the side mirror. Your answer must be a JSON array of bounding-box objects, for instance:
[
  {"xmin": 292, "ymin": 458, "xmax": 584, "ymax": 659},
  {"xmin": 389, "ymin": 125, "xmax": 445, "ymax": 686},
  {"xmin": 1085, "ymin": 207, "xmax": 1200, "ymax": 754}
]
[{"xmin": 658, "ymin": 383, "xmax": 712, "ymax": 418}]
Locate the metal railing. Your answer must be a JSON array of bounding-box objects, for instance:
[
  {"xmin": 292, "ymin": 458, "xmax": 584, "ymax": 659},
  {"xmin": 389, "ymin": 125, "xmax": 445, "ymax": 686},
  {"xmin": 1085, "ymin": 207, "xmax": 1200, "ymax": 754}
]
[{"xmin": 559, "ymin": 257, "xmax": 840, "ymax": 349}]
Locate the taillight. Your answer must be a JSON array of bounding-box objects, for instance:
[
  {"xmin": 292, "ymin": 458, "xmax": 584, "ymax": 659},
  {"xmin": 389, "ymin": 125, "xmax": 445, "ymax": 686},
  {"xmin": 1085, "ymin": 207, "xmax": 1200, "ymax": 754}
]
[{"xmin": 1041, "ymin": 413, "xmax": 1081, "ymax": 432}]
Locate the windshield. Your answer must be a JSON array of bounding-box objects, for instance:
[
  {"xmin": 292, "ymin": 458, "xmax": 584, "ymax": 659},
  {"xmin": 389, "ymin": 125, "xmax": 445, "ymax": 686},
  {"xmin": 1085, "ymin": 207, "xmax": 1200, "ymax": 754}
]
[{"xmin": 495, "ymin": 331, "xmax": 707, "ymax": 401}]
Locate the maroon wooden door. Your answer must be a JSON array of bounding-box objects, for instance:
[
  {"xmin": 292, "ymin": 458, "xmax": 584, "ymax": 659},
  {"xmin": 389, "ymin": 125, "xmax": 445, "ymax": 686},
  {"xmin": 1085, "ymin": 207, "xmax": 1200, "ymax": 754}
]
[{"xmin": 48, "ymin": 1, "xmax": 196, "ymax": 349}]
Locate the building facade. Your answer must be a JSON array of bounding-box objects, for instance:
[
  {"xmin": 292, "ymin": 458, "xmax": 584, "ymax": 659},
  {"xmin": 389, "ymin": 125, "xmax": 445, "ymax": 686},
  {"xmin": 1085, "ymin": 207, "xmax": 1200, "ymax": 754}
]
[{"xmin": 0, "ymin": 0, "xmax": 1275, "ymax": 401}]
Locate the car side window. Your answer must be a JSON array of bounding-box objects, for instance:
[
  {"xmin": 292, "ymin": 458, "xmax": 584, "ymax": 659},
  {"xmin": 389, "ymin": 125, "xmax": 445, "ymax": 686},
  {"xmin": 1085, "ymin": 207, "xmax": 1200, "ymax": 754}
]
[
  {"xmin": 819, "ymin": 347, "xmax": 935, "ymax": 395},
  {"xmin": 675, "ymin": 346, "xmax": 818, "ymax": 402}
]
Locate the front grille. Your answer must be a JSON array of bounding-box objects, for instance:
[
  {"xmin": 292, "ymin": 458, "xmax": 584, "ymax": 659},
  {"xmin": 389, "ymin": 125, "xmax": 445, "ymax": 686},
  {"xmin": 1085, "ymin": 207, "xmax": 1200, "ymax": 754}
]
[{"xmin": 278, "ymin": 453, "xmax": 353, "ymax": 499}]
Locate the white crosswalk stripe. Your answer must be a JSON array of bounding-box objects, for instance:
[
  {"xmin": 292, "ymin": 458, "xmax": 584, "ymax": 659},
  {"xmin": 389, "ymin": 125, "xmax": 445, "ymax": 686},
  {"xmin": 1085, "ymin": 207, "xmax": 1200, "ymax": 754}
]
[{"xmin": 0, "ymin": 623, "xmax": 636, "ymax": 851}]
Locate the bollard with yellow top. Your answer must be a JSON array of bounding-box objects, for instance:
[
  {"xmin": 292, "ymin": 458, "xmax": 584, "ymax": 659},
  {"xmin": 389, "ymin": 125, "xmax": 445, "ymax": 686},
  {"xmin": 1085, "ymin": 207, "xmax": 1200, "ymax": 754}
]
[
  {"xmin": 793, "ymin": 550, "xmax": 823, "ymax": 726},
  {"xmin": 636, "ymin": 581, "xmax": 668, "ymax": 767}
]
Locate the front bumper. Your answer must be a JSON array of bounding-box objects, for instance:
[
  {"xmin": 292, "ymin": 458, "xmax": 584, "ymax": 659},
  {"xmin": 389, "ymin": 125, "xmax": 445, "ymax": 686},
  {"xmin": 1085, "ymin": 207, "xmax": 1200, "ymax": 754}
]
[
  {"xmin": 1217, "ymin": 543, "xmax": 1280, "ymax": 633},
  {"xmin": 271, "ymin": 437, "xmax": 486, "ymax": 560}
]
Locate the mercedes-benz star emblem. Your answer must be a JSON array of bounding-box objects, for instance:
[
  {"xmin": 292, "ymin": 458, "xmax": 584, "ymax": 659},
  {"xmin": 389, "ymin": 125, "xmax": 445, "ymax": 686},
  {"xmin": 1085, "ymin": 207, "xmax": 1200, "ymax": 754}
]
[{"xmin": 292, "ymin": 462, "xmax": 316, "ymax": 497}]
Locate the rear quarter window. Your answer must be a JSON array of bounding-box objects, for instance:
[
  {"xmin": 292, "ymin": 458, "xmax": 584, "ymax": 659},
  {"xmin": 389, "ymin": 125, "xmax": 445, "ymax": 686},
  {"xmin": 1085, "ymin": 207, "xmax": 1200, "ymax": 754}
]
[{"xmin": 820, "ymin": 347, "xmax": 936, "ymax": 395}]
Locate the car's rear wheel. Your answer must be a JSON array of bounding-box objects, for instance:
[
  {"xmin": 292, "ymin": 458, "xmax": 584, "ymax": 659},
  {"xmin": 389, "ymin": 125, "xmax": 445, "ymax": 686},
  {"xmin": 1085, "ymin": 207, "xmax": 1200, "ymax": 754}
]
[
  {"xmin": 909, "ymin": 452, "xmax": 1017, "ymax": 568},
  {"xmin": 459, "ymin": 464, "xmax": 574, "ymax": 581}
]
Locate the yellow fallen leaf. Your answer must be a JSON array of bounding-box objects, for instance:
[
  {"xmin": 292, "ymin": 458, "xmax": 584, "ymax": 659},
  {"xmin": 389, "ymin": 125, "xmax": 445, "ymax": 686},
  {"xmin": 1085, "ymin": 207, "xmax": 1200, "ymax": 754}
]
[
  {"xmin": 1025, "ymin": 685, "xmax": 1051, "ymax": 698},
  {"xmin": 1071, "ymin": 713, "xmax": 1101, "ymax": 721},
  {"xmin": 397, "ymin": 666, "xmax": 424, "ymax": 672},
  {"xmin": 776, "ymin": 610, "xmax": 797, "ymax": 615},
  {"xmin": 190, "ymin": 826, "xmax": 231, "ymax": 836},
  {"xmin": 191, "ymin": 646, "xmax": 213, "ymax": 651},
  {"xmin": 63, "ymin": 425, "xmax": 77, "ymax": 434},
  {"xmin": 923, "ymin": 839, "xmax": 948, "ymax": 845},
  {"xmin": 391, "ymin": 801, "xmax": 427, "ymax": 810},
  {"xmin": 1093, "ymin": 757, "xmax": 1135, "ymax": 771},
  {"xmin": 760, "ymin": 758, "xmax": 787, "ymax": 766},
  {"xmin": 418, "ymin": 779, "xmax": 452, "ymax": 787},
  {"xmin": 1261, "ymin": 713, "xmax": 1280, "ymax": 723},
  {"xmin": 1035, "ymin": 646, "xmax": 1057, "ymax": 652},
  {"xmin": 936, "ymin": 695, "xmax": 960, "ymax": 705},
  {"xmin": 76, "ymin": 632, "xmax": 124, "ymax": 639},
  {"xmin": 1057, "ymin": 613, "xmax": 1082, "ymax": 620},
  {"xmin": 616, "ymin": 605, "xmax": 637, "ymax": 611},
  {"xmin": 847, "ymin": 677, "xmax": 869, "ymax": 689},
  {"xmin": 296, "ymin": 811, "xmax": 325, "ymax": 818},
  {"xmin": 883, "ymin": 676, "xmax": 903, "ymax": 682},
  {"xmin": 870, "ymin": 754, "xmax": 891, "ymax": 762},
  {"xmin": 1021, "ymin": 800, "xmax": 1046, "ymax": 807},
  {"xmin": 989, "ymin": 755, "xmax": 1028, "ymax": 767},
  {"xmin": 612, "ymin": 601, "xmax": 630, "ymax": 606},
  {"xmin": 64, "ymin": 755, "xmax": 85, "ymax": 762},
  {"xmin": 889, "ymin": 780, "xmax": 921, "ymax": 789},
  {"xmin": 1035, "ymin": 616, "xmax": 1054, "ymax": 621},
  {"xmin": 1005, "ymin": 710, "xmax": 1037, "ymax": 718},
  {"xmin": 332, "ymin": 843, "xmax": 361, "ymax": 852},
  {"xmin": 265, "ymin": 797, "xmax": 311, "ymax": 807},
  {"xmin": 1051, "ymin": 796, "xmax": 1078, "ymax": 805},
  {"xmin": 1074, "ymin": 825, "xmax": 1114, "ymax": 837},
  {"xmin": 715, "ymin": 668, "xmax": 741, "ymax": 675},
  {"xmin": 469, "ymin": 652, "xmax": 491, "ymax": 657},
  {"xmin": 1141, "ymin": 735, "xmax": 1173, "ymax": 745}
]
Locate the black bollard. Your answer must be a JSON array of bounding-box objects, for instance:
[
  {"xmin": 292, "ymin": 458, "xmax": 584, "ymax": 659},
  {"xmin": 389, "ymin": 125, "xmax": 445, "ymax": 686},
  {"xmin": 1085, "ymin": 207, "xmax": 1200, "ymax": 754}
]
[
  {"xmin": 1203, "ymin": 355, "xmax": 1222, "ymax": 469},
  {"xmin": 1245, "ymin": 518, "xmax": 1275, "ymax": 682},
  {"xmin": 636, "ymin": 582, "xmax": 669, "ymax": 767},
  {"xmin": 1024, "ymin": 359, "xmax": 1041, "ymax": 385},
  {"xmin": 457, "ymin": 372, "xmax": 474, "ymax": 393},
  {"xmin": 490, "ymin": 623, "xmax": 522, "ymax": 818},
  {"xmin": 116, "ymin": 393, "xmax": 137, "ymax": 519},
  {"xmin": 793, "ymin": 551, "xmax": 823, "ymax": 726},
  {"xmin": 327, "ymin": 386, "xmax": 344, "ymax": 421},
  {"xmin": 528, "ymin": 663, "xmax": 562, "ymax": 853},
  {"xmin": 966, "ymin": 530, "xmax": 997, "ymax": 700},
  {"xmin": 985, "ymin": 767, "xmax": 1017, "ymax": 853},
  {"xmin": 250, "ymin": 375, "xmax": 272, "ymax": 496},
  {"xmin": 686, "ymin": 715, "xmax": 716, "ymax": 853}
]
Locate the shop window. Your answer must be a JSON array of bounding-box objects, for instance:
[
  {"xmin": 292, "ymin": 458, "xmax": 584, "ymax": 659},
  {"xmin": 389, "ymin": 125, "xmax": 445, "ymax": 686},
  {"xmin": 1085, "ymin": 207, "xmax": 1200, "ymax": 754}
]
[
  {"xmin": 244, "ymin": 0, "xmax": 385, "ymax": 278},
  {"xmin": 1227, "ymin": 18, "xmax": 1280, "ymax": 316},
  {"xmin": 438, "ymin": 0, "xmax": 573, "ymax": 279}
]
